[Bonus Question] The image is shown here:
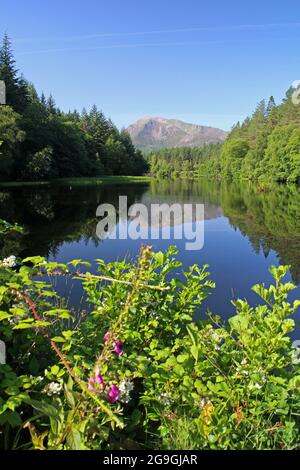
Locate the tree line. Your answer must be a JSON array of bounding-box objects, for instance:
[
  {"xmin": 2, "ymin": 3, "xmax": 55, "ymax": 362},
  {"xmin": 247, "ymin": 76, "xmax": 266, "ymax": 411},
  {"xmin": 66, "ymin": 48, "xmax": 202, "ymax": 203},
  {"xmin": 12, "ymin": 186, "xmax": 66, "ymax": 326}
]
[
  {"xmin": 149, "ymin": 144, "xmax": 222, "ymax": 178},
  {"xmin": 0, "ymin": 34, "xmax": 148, "ymax": 181},
  {"xmin": 149, "ymin": 85, "xmax": 300, "ymax": 183}
]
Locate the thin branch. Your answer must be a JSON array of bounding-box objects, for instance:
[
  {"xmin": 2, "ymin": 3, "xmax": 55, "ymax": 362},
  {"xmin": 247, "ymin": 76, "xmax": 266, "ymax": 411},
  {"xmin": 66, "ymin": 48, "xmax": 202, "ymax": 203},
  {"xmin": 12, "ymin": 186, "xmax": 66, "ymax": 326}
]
[{"xmin": 11, "ymin": 288, "xmax": 124, "ymax": 429}]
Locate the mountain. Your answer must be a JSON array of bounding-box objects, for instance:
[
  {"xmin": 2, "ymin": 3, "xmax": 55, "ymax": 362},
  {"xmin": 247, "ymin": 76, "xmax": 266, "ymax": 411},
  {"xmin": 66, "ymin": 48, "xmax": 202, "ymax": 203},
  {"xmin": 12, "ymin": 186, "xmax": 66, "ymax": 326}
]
[{"xmin": 126, "ymin": 116, "xmax": 227, "ymax": 152}]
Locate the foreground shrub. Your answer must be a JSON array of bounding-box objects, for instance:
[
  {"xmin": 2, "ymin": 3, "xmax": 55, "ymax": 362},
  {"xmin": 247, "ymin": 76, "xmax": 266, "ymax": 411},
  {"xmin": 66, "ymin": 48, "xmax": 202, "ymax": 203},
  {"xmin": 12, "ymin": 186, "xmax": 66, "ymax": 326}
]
[{"xmin": 0, "ymin": 244, "xmax": 299, "ymax": 449}]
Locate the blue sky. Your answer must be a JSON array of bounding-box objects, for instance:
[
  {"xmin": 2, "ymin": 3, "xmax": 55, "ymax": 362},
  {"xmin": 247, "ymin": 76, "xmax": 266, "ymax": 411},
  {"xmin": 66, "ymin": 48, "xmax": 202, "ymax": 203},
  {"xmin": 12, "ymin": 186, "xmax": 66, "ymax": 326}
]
[{"xmin": 1, "ymin": 0, "xmax": 300, "ymax": 130}]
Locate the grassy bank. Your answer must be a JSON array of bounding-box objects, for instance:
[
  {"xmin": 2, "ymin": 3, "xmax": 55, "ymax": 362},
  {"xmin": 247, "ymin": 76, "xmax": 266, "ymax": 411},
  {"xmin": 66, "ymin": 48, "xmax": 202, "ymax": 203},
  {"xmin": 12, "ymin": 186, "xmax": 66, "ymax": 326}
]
[{"xmin": 0, "ymin": 175, "xmax": 151, "ymax": 188}]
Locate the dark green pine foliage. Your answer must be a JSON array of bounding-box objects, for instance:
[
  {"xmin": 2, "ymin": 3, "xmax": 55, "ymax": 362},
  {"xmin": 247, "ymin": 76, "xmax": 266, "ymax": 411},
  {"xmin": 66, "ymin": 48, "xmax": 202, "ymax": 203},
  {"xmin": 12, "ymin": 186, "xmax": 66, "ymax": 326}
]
[
  {"xmin": 266, "ymin": 96, "xmax": 276, "ymax": 116},
  {"xmin": 0, "ymin": 33, "xmax": 28, "ymax": 112},
  {"xmin": 187, "ymin": 88, "xmax": 300, "ymax": 183},
  {"xmin": 221, "ymin": 87, "xmax": 300, "ymax": 183}
]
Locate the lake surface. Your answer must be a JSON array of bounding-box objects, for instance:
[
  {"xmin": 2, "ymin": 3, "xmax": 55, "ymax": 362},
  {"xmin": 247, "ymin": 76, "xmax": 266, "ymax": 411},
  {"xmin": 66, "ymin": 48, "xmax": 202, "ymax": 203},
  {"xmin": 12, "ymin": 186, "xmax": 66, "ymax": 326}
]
[{"xmin": 1, "ymin": 178, "xmax": 300, "ymax": 321}]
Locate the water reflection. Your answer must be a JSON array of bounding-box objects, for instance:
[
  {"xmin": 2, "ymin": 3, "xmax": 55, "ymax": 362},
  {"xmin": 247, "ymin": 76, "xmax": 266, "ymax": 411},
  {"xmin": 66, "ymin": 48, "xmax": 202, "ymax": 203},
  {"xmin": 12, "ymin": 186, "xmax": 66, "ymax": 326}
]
[
  {"xmin": 1, "ymin": 179, "xmax": 300, "ymax": 316},
  {"xmin": 0, "ymin": 184, "xmax": 148, "ymax": 259}
]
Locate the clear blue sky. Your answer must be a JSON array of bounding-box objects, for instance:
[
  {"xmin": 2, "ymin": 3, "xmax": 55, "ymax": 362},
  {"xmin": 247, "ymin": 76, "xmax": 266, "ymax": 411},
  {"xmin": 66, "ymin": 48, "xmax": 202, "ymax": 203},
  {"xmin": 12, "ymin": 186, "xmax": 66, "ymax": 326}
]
[{"xmin": 1, "ymin": 0, "xmax": 300, "ymax": 130}]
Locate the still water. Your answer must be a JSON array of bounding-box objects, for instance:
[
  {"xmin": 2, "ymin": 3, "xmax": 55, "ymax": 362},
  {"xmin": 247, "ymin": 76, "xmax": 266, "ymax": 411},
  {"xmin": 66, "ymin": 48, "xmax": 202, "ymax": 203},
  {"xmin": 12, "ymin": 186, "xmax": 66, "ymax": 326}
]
[{"xmin": 1, "ymin": 178, "xmax": 300, "ymax": 319}]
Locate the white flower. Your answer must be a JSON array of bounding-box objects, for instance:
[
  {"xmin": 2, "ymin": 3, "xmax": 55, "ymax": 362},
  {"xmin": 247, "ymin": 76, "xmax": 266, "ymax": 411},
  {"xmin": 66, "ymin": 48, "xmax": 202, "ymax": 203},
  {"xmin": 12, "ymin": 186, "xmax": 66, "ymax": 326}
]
[
  {"xmin": 248, "ymin": 382, "xmax": 262, "ymax": 391},
  {"xmin": 120, "ymin": 394, "xmax": 131, "ymax": 404},
  {"xmin": 1, "ymin": 255, "xmax": 16, "ymax": 268},
  {"xmin": 119, "ymin": 380, "xmax": 134, "ymax": 393},
  {"xmin": 43, "ymin": 381, "xmax": 63, "ymax": 396},
  {"xmin": 119, "ymin": 380, "xmax": 134, "ymax": 404},
  {"xmin": 206, "ymin": 328, "xmax": 223, "ymax": 345},
  {"xmin": 159, "ymin": 393, "xmax": 173, "ymax": 406},
  {"xmin": 29, "ymin": 375, "xmax": 43, "ymax": 383}
]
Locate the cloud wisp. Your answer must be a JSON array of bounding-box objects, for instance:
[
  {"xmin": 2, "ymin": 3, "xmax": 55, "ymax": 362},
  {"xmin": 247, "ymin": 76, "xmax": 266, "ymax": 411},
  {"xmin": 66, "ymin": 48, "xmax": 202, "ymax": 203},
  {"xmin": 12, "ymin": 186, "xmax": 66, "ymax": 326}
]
[
  {"xmin": 17, "ymin": 35, "xmax": 298, "ymax": 56},
  {"xmin": 13, "ymin": 21, "xmax": 300, "ymax": 44}
]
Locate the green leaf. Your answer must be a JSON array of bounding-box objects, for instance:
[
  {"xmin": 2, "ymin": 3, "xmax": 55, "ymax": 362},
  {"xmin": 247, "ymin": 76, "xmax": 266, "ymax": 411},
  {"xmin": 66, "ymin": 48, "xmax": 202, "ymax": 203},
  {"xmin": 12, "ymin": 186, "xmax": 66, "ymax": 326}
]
[
  {"xmin": 229, "ymin": 314, "xmax": 248, "ymax": 332},
  {"xmin": 13, "ymin": 322, "xmax": 35, "ymax": 330},
  {"xmin": 9, "ymin": 307, "xmax": 26, "ymax": 317},
  {"xmin": 173, "ymin": 364, "xmax": 185, "ymax": 377},
  {"xmin": 154, "ymin": 251, "xmax": 164, "ymax": 265},
  {"xmin": 51, "ymin": 336, "xmax": 66, "ymax": 343},
  {"xmin": 190, "ymin": 345, "xmax": 199, "ymax": 362},
  {"xmin": 64, "ymin": 381, "xmax": 76, "ymax": 408},
  {"xmin": 186, "ymin": 324, "xmax": 198, "ymax": 347},
  {"xmin": 23, "ymin": 256, "xmax": 46, "ymax": 265},
  {"xmin": 0, "ymin": 311, "xmax": 12, "ymax": 321},
  {"xmin": 29, "ymin": 399, "xmax": 59, "ymax": 419},
  {"xmin": 7, "ymin": 411, "xmax": 22, "ymax": 427},
  {"xmin": 269, "ymin": 265, "xmax": 290, "ymax": 283},
  {"xmin": 51, "ymin": 365, "xmax": 60, "ymax": 375},
  {"xmin": 66, "ymin": 428, "xmax": 82, "ymax": 450},
  {"xmin": 177, "ymin": 353, "xmax": 189, "ymax": 363}
]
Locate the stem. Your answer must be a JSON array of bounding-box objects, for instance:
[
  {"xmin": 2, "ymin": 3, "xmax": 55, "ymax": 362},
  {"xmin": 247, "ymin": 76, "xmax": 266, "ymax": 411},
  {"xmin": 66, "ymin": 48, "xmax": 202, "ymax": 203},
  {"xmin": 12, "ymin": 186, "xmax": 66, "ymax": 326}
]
[
  {"xmin": 11, "ymin": 288, "xmax": 124, "ymax": 429},
  {"xmin": 37, "ymin": 270, "xmax": 169, "ymax": 291}
]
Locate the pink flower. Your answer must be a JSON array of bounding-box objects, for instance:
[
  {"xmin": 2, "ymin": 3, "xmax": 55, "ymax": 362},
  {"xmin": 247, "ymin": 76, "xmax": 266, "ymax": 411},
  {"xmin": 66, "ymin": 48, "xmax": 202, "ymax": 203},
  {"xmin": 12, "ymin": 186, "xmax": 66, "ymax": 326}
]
[
  {"xmin": 88, "ymin": 377, "xmax": 96, "ymax": 392},
  {"xmin": 114, "ymin": 340, "xmax": 123, "ymax": 357},
  {"xmin": 107, "ymin": 384, "xmax": 120, "ymax": 403},
  {"xmin": 95, "ymin": 369, "xmax": 105, "ymax": 387},
  {"xmin": 103, "ymin": 333, "xmax": 124, "ymax": 356},
  {"xmin": 88, "ymin": 369, "xmax": 105, "ymax": 392},
  {"xmin": 103, "ymin": 332, "xmax": 110, "ymax": 342}
]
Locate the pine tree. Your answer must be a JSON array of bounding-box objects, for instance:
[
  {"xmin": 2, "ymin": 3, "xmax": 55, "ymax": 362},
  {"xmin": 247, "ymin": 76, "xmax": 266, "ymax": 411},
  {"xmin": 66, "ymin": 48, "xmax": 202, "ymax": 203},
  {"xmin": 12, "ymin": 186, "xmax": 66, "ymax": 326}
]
[
  {"xmin": 81, "ymin": 107, "xmax": 88, "ymax": 119},
  {"xmin": 40, "ymin": 92, "xmax": 47, "ymax": 109},
  {"xmin": 253, "ymin": 99, "xmax": 267, "ymax": 120},
  {"xmin": 67, "ymin": 109, "xmax": 80, "ymax": 122},
  {"xmin": 46, "ymin": 94, "xmax": 57, "ymax": 114},
  {"xmin": 0, "ymin": 33, "xmax": 28, "ymax": 112},
  {"xmin": 266, "ymin": 96, "xmax": 276, "ymax": 115}
]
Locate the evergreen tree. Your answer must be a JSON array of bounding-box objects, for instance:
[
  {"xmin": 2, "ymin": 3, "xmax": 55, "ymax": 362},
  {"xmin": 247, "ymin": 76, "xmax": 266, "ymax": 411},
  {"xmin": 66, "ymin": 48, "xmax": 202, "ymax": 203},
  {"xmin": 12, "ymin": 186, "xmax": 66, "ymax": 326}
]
[
  {"xmin": 40, "ymin": 92, "xmax": 47, "ymax": 109},
  {"xmin": 266, "ymin": 96, "xmax": 276, "ymax": 116},
  {"xmin": 0, "ymin": 33, "xmax": 28, "ymax": 112},
  {"xmin": 46, "ymin": 94, "xmax": 57, "ymax": 114},
  {"xmin": 0, "ymin": 33, "xmax": 148, "ymax": 181}
]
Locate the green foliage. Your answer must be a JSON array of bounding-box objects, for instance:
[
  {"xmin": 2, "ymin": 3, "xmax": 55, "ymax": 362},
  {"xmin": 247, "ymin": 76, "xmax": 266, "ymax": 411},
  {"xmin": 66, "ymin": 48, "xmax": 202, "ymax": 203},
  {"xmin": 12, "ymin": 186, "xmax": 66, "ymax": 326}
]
[
  {"xmin": 0, "ymin": 106, "xmax": 25, "ymax": 179},
  {"xmin": 24, "ymin": 147, "xmax": 55, "ymax": 180},
  {"xmin": 0, "ymin": 242, "xmax": 300, "ymax": 450},
  {"xmin": 0, "ymin": 218, "xmax": 24, "ymax": 236},
  {"xmin": 151, "ymin": 264, "xmax": 300, "ymax": 450},
  {"xmin": 217, "ymin": 86, "xmax": 300, "ymax": 182},
  {"xmin": 149, "ymin": 144, "xmax": 222, "ymax": 179},
  {"xmin": 221, "ymin": 138, "xmax": 250, "ymax": 178}
]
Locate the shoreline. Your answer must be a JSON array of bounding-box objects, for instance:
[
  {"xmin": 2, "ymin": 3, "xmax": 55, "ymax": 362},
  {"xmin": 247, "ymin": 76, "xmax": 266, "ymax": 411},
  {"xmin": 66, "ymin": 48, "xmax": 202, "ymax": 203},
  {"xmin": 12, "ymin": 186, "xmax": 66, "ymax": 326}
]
[{"xmin": 0, "ymin": 175, "xmax": 152, "ymax": 188}]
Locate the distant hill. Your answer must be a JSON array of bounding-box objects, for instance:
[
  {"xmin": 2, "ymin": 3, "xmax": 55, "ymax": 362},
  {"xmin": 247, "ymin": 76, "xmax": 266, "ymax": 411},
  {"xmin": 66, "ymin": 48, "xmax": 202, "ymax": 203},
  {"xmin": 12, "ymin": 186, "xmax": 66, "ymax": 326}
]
[{"xmin": 126, "ymin": 116, "xmax": 227, "ymax": 152}]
